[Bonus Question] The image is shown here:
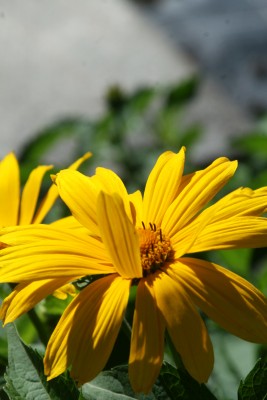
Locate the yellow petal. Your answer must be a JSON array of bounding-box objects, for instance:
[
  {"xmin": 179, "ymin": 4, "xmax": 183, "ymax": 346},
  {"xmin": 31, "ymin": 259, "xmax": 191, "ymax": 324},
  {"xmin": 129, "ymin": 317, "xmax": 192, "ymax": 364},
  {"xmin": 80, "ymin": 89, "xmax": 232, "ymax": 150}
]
[
  {"xmin": 143, "ymin": 148, "xmax": 185, "ymax": 227},
  {"xmin": 162, "ymin": 157, "xmax": 237, "ymax": 237},
  {"xmin": 33, "ymin": 152, "xmax": 91, "ymax": 224},
  {"xmin": 68, "ymin": 152, "xmax": 92, "ymax": 170},
  {"xmin": 152, "ymin": 270, "xmax": 214, "ymax": 383},
  {"xmin": 0, "ymin": 224, "xmax": 93, "ymax": 244},
  {"xmin": 97, "ymin": 192, "xmax": 142, "ymax": 278},
  {"xmin": 202, "ymin": 186, "xmax": 267, "ymax": 220},
  {"xmin": 170, "ymin": 258, "xmax": 267, "ymax": 343},
  {"xmin": 19, "ymin": 165, "xmax": 53, "ymax": 225},
  {"xmin": 1, "ymin": 278, "xmax": 77, "ymax": 324},
  {"xmin": 44, "ymin": 275, "xmax": 130, "ymax": 384},
  {"xmin": 0, "ymin": 226, "xmax": 114, "ymax": 282},
  {"xmin": 128, "ymin": 190, "xmax": 143, "ymax": 227},
  {"xmin": 52, "ymin": 283, "xmax": 76, "ymax": 300},
  {"xmin": 54, "ymin": 169, "xmax": 100, "ymax": 235},
  {"xmin": 51, "ymin": 216, "xmax": 90, "ymax": 235},
  {"xmin": 94, "ymin": 167, "xmax": 132, "ymax": 221},
  {"xmin": 190, "ymin": 217, "xmax": 267, "ymax": 252},
  {"xmin": 172, "ymin": 186, "xmax": 267, "ymax": 255},
  {"xmin": 0, "ymin": 153, "xmax": 20, "ymax": 226},
  {"xmin": 129, "ymin": 279, "xmax": 165, "ymax": 394}
]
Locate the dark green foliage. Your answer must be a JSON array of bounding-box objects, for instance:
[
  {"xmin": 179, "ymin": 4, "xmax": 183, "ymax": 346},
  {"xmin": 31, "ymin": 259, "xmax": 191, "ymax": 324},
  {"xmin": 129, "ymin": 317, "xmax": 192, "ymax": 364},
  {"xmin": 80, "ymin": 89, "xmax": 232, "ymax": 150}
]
[
  {"xmin": 4, "ymin": 323, "xmax": 79, "ymax": 400},
  {"xmin": 159, "ymin": 362, "xmax": 217, "ymax": 400},
  {"xmin": 238, "ymin": 359, "xmax": 267, "ymax": 400}
]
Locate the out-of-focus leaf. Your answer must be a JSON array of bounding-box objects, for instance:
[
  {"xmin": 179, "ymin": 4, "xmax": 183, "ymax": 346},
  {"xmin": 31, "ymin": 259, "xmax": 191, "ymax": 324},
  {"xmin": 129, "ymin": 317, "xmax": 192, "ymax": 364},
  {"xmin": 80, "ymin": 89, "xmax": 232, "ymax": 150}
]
[
  {"xmin": 127, "ymin": 87, "xmax": 156, "ymax": 113},
  {"xmin": 4, "ymin": 323, "xmax": 79, "ymax": 400},
  {"xmin": 249, "ymin": 170, "xmax": 267, "ymax": 189},
  {"xmin": 165, "ymin": 76, "xmax": 199, "ymax": 107},
  {"xmin": 44, "ymin": 293, "xmax": 74, "ymax": 316},
  {"xmin": 234, "ymin": 134, "xmax": 267, "ymax": 156},
  {"xmin": 209, "ymin": 331, "xmax": 258, "ymax": 400},
  {"xmin": 238, "ymin": 359, "xmax": 267, "ymax": 400},
  {"xmin": 19, "ymin": 118, "xmax": 92, "ymax": 165},
  {"xmin": 209, "ymin": 248, "xmax": 252, "ymax": 278}
]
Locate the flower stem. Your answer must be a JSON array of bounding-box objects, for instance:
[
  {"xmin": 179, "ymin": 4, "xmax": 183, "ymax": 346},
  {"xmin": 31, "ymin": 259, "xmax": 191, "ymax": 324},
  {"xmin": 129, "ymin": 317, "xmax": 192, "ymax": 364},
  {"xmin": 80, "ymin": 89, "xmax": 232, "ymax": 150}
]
[{"xmin": 122, "ymin": 317, "xmax": 132, "ymax": 340}]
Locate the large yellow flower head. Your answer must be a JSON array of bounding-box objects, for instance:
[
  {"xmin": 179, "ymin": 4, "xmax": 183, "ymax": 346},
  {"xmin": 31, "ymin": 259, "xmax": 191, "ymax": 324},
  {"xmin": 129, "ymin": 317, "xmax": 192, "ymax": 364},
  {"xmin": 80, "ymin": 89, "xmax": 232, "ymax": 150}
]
[{"xmin": 1, "ymin": 147, "xmax": 267, "ymax": 393}]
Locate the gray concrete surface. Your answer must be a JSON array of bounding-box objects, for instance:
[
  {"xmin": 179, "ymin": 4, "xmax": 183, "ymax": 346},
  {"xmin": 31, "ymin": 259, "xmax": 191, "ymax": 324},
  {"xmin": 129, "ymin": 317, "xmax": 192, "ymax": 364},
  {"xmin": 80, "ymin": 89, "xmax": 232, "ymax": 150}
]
[
  {"xmin": 0, "ymin": 0, "xmax": 253, "ymax": 164},
  {"xmin": 145, "ymin": 0, "xmax": 267, "ymax": 115}
]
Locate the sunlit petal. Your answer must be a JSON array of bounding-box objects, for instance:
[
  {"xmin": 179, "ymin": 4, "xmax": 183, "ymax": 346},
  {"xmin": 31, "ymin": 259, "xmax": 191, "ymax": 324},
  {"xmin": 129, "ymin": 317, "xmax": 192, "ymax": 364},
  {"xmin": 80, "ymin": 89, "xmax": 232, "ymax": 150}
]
[
  {"xmin": 152, "ymin": 271, "xmax": 214, "ymax": 383},
  {"xmin": 143, "ymin": 148, "xmax": 185, "ymax": 226},
  {"xmin": 128, "ymin": 190, "xmax": 143, "ymax": 227},
  {"xmin": 0, "ymin": 153, "xmax": 20, "ymax": 226},
  {"xmin": 94, "ymin": 167, "xmax": 132, "ymax": 221},
  {"xmin": 44, "ymin": 275, "xmax": 130, "ymax": 384},
  {"xmin": 19, "ymin": 165, "xmax": 53, "ymax": 225},
  {"xmin": 170, "ymin": 258, "xmax": 267, "ymax": 343},
  {"xmin": 129, "ymin": 279, "xmax": 165, "ymax": 393},
  {"xmin": 97, "ymin": 192, "xmax": 142, "ymax": 278},
  {"xmin": 52, "ymin": 283, "xmax": 76, "ymax": 300},
  {"xmin": 51, "ymin": 216, "xmax": 90, "ymax": 235},
  {"xmin": 33, "ymin": 152, "xmax": 91, "ymax": 224},
  {"xmin": 1, "ymin": 278, "xmax": 77, "ymax": 324},
  {"xmin": 0, "ymin": 227, "xmax": 114, "ymax": 282},
  {"xmin": 189, "ymin": 217, "xmax": 267, "ymax": 252},
  {"xmin": 54, "ymin": 169, "xmax": 100, "ymax": 235},
  {"xmin": 162, "ymin": 158, "xmax": 237, "ymax": 237}
]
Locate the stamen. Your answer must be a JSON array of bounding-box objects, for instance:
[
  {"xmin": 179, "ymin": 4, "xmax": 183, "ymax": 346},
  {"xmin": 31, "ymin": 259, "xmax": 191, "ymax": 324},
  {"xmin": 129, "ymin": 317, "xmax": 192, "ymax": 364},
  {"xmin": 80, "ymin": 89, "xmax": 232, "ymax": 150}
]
[
  {"xmin": 137, "ymin": 225, "xmax": 174, "ymax": 276},
  {"xmin": 142, "ymin": 221, "xmax": 146, "ymax": 229}
]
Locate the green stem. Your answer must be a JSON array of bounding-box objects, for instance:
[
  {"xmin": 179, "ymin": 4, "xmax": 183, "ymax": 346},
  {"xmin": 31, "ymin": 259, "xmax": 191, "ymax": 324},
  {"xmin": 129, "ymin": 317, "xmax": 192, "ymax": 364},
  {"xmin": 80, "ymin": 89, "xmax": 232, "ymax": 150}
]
[{"xmin": 122, "ymin": 317, "xmax": 132, "ymax": 340}]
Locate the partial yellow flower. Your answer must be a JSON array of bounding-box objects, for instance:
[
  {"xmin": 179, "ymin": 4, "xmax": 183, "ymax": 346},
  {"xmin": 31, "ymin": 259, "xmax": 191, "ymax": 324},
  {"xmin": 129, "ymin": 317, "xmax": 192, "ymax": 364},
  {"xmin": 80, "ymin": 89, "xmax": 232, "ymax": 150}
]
[
  {"xmin": 0, "ymin": 151, "xmax": 91, "ymax": 301},
  {"xmin": 1, "ymin": 147, "xmax": 267, "ymax": 393},
  {"xmin": 0, "ymin": 152, "xmax": 91, "ymax": 227}
]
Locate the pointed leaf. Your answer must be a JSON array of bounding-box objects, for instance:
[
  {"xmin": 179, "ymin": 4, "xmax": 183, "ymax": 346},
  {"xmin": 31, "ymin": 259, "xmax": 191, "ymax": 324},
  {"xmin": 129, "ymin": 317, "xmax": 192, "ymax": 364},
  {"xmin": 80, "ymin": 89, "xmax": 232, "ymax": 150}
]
[{"xmin": 4, "ymin": 323, "xmax": 79, "ymax": 400}]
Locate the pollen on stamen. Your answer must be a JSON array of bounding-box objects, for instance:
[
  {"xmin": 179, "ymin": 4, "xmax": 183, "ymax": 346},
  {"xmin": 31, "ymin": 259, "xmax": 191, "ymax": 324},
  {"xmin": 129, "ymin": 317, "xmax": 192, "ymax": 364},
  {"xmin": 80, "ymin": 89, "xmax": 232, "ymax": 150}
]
[{"xmin": 137, "ymin": 222, "xmax": 174, "ymax": 276}]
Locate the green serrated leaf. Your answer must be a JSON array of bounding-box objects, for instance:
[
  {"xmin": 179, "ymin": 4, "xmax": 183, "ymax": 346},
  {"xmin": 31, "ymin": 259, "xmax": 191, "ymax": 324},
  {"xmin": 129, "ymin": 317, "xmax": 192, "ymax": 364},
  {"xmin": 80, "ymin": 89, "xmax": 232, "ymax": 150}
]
[
  {"xmin": 4, "ymin": 323, "xmax": 79, "ymax": 400},
  {"xmin": 238, "ymin": 359, "xmax": 267, "ymax": 400},
  {"xmin": 159, "ymin": 362, "xmax": 217, "ymax": 400}
]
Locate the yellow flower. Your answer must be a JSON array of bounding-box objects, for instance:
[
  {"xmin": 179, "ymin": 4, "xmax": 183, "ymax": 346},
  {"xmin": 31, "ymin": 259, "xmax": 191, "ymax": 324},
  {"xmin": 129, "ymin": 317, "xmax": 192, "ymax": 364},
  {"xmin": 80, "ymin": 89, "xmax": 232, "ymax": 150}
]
[
  {"xmin": 0, "ymin": 151, "xmax": 91, "ymax": 300},
  {"xmin": 1, "ymin": 147, "xmax": 267, "ymax": 393}
]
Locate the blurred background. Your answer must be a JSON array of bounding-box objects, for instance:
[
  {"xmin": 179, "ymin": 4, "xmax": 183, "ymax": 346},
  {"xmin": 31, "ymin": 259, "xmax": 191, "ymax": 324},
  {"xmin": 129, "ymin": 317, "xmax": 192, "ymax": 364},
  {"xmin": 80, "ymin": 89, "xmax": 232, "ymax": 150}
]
[
  {"xmin": 3, "ymin": 0, "xmax": 266, "ymax": 164},
  {"xmin": 1, "ymin": 1, "xmax": 267, "ymax": 399}
]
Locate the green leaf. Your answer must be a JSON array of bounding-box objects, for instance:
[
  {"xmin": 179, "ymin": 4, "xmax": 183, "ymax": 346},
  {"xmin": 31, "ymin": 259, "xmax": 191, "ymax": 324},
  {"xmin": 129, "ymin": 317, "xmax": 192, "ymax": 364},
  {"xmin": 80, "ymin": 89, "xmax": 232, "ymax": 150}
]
[
  {"xmin": 165, "ymin": 76, "xmax": 199, "ymax": 107},
  {"xmin": 81, "ymin": 365, "xmax": 169, "ymax": 400},
  {"xmin": 19, "ymin": 118, "xmax": 92, "ymax": 165},
  {"xmin": 81, "ymin": 363, "xmax": 217, "ymax": 400},
  {"xmin": 4, "ymin": 323, "xmax": 79, "ymax": 400},
  {"xmin": 234, "ymin": 134, "xmax": 267, "ymax": 157},
  {"xmin": 238, "ymin": 359, "xmax": 267, "ymax": 400},
  {"xmin": 159, "ymin": 362, "xmax": 217, "ymax": 400},
  {"xmin": 209, "ymin": 248, "xmax": 252, "ymax": 279}
]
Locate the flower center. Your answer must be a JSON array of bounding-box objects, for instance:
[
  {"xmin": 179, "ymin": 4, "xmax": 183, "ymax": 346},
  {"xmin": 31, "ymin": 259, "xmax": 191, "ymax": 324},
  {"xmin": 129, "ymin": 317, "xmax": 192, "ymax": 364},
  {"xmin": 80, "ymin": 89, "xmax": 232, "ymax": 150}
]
[{"xmin": 137, "ymin": 222, "xmax": 174, "ymax": 276}]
